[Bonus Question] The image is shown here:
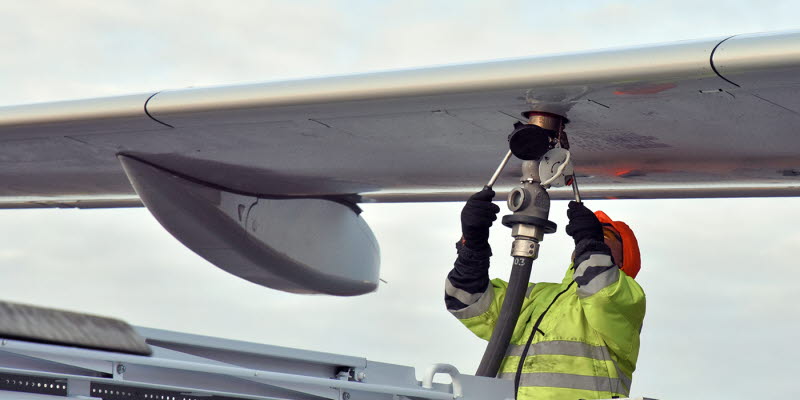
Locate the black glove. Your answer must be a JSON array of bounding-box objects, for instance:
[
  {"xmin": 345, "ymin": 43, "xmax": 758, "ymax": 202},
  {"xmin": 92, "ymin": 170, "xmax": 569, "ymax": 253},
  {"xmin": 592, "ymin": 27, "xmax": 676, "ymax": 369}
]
[
  {"xmin": 565, "ymin": 201, "xmax": 603, "ymax": 244},
  {"xmin": 460, "ymin": 188, "xmax": 500, "ymax": 251}
]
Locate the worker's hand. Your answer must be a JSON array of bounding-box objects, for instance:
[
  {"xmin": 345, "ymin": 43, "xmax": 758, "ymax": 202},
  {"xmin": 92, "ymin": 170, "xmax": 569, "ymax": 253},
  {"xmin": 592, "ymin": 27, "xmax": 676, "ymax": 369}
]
[
  {"xmin": 460, "ymin": 188, "xmax": 501, "ymax": 251},
  {"xmin": 565, "ymin": 201, "xmax": 603, "ymax": 244}
]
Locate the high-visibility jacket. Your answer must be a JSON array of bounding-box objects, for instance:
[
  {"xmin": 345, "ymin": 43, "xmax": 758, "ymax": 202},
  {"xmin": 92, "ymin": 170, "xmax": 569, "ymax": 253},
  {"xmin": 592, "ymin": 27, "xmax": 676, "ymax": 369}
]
[{"xmin": 445, "ymin": 239, "xmax": 646, "ymax": 400}]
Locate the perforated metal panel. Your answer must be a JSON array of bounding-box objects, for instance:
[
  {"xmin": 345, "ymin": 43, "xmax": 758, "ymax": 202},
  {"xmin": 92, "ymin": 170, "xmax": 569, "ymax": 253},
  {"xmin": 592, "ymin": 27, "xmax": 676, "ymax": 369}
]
[
  {"xmin": 0, "ymin": 373, "xmax": 67, "ymax": 397},
  {"xmin": 90, "ymin": 383, "xmax": 246, "ymax": 400}
]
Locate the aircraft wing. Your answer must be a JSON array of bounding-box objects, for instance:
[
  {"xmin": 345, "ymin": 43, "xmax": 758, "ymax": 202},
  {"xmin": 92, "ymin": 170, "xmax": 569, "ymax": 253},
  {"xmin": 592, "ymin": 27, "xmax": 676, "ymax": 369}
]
[
  {"xmin": 3, "ymin": 30, "xmax": 799, "ymax": 207},
  {"xmin": 1, "ymin": 30, "xmax": 798, "ymax": 295}
]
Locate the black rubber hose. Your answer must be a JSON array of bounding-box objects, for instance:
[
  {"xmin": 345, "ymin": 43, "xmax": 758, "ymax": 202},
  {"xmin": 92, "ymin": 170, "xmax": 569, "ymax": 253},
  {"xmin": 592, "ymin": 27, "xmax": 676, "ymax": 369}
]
[{"xmin": 475, "ymin": 256, "xmax": 533, "ymax": 377}]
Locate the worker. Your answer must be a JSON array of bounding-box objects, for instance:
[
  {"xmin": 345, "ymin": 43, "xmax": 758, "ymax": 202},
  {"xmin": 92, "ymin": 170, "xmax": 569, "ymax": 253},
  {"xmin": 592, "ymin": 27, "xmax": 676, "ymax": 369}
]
[{"xmin": 445, "ymin": 188, "xmax": 645, "ymax": 400}]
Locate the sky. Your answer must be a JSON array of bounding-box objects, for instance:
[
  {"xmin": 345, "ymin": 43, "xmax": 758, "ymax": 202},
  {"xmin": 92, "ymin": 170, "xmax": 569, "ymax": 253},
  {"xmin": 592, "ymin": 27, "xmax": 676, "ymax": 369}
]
[{"xmin": 0, "ymin": 1, "xmax": 798, "ymax": 399}]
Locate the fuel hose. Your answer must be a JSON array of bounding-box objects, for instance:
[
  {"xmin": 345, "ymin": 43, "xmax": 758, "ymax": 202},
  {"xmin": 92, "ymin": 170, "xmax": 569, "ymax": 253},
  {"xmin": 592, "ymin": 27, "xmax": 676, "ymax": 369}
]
[{"xmin": 475, "ymin": 256, "xmax": 533, "ymax": 378}]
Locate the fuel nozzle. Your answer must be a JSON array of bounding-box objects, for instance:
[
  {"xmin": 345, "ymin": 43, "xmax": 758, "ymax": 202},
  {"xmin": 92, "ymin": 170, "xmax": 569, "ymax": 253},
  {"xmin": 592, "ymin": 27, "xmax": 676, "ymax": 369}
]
[
  {"xmin": 502, "ymin": 112, "xmax": 565, "ymax": 260},
  {"xmin": 503, "ymin": 160, "xmax": 558, "ymax": 259}
]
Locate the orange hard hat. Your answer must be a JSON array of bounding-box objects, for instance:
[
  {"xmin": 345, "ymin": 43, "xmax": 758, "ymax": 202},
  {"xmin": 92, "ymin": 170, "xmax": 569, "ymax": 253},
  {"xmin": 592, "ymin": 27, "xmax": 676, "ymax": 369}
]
[{"xmin": 594, "ymin": 211, "xmax": 641, "ymax": 279}]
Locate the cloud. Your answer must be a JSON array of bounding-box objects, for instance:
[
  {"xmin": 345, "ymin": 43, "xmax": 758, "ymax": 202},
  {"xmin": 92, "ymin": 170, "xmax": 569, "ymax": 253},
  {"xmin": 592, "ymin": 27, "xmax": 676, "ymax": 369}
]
[{"xmin": 4, "ymin": 0, "xmax": 797, "ymax": 105}]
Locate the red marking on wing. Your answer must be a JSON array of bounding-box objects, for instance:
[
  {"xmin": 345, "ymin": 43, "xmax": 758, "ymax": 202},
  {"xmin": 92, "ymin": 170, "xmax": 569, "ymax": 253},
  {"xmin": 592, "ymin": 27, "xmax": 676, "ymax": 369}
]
[{"xmin": 615, "ymin": 169, "xmax": 634, "ymax": 177}]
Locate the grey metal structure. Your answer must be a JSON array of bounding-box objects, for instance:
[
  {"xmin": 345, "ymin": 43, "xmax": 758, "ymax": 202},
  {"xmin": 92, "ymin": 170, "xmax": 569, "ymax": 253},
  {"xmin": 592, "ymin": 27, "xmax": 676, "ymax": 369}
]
[{"xmin": 0, "ymin": 327, "xmax": 515, "ymax": 400}]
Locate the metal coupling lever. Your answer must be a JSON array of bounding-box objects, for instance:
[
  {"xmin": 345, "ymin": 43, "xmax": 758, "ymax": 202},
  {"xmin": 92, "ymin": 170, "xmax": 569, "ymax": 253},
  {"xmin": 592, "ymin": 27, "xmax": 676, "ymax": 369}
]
[{"xmin": 484, "ymin": 150, "xmax": 513, "ymax": 190}]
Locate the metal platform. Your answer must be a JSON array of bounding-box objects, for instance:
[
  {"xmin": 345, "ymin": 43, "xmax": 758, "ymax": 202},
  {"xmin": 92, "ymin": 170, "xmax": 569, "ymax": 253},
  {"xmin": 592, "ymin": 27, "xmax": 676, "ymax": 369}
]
[{"xmin": 0, "ymin": 326, "xmax": 515, "ymax": 400}]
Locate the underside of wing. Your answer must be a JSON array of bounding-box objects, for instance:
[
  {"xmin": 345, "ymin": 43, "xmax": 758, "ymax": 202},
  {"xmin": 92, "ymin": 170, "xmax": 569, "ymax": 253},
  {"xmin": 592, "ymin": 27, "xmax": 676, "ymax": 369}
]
[{"xmin": 1, "ymin": 30, "xmax": 798, "ymax": 294}]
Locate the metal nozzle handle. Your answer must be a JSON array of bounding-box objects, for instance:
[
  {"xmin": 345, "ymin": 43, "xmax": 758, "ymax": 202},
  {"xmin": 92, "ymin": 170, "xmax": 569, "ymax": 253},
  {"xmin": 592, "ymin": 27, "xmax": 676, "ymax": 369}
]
[
  {"xmin": 570, "ymin": 174, "xmax": 582, "ymax": 203},
  {"xmin": 485, "ymin": 150, "xmax": 514, "ymax": 190}
]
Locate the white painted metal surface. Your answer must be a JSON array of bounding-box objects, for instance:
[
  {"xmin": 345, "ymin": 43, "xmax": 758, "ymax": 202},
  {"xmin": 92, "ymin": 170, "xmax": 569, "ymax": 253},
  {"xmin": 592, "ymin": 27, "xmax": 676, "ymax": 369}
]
[{"xmin": 120, "ymin": 155, "xmax": 380, "ymax": 295}]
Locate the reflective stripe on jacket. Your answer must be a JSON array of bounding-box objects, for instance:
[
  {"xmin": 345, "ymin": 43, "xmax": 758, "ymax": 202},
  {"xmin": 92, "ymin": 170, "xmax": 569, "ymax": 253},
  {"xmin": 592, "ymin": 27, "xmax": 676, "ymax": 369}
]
[{"xmin": 445, "ymin": 239, "xmax": 646, "ymax": 400}]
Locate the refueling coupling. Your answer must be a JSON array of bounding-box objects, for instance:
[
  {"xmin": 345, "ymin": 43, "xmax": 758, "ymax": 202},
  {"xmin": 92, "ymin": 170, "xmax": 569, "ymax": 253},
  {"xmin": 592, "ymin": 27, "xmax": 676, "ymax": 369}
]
[
  {"xmin": 504, "ymin": 160, "xmax": 558, "ymax": 261},
  {"xmin": 474, "ymin": 112, "xmax": 566, "ymax": 380},
  {"xmin": 503, "ymin": 112, "xmax": 562, "ymax": 262}
]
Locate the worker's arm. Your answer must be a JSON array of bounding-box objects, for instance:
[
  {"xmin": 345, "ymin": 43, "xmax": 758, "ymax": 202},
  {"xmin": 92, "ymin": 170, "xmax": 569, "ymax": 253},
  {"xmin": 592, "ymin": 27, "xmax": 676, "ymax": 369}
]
[
  {"xmin": 444, "ymin": 189, "xmax": 508, "ymax": 340},
  {"xmin": 446, "ymin": 242, "xmax": 519, "ymax": 340},
  {"xmin": 566, "ymin": 202, "xmax": 646, "ymax": 373}
]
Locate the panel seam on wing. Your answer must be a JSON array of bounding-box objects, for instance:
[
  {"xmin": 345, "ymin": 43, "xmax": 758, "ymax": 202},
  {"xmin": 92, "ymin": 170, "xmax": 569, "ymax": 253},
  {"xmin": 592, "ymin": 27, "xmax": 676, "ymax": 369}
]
[
  {"xmin": 144, "ymin": 92, "xmax": 175, "ymax": 128},
  {"xmin": 709, "ymin": 35, "xmax": 742, "ymax": 88}
]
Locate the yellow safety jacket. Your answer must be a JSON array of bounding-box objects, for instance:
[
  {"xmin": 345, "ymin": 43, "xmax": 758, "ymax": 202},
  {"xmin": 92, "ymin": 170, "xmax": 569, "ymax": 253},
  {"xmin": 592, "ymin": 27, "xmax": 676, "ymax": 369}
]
[{"xmin": 446, "ymin": 245, "xmax": 646, "ymax": 400}]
